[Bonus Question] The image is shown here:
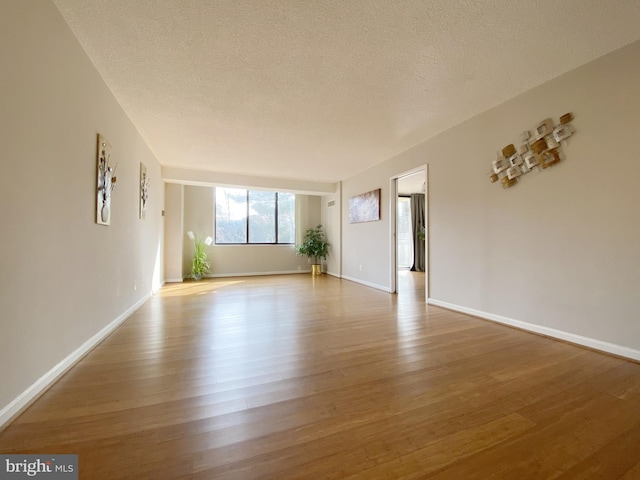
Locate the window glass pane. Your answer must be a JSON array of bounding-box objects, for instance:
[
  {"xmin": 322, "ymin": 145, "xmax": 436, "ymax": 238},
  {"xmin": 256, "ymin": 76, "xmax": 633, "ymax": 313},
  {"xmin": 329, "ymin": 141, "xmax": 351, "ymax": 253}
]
[
  {"xmin": 215, "ymin": 188, "xmax": 247, "ymax": 243},
  {"xmin": 249, "ymin": 191, "xmax": 275, "ymax": 243},
  {"xmin": 214, "ymin": 189, "xmax": 296, "ymax": 244},
  {"xmin": 277, "ymin": 193, "xmax": 295, "ymax": 244}
]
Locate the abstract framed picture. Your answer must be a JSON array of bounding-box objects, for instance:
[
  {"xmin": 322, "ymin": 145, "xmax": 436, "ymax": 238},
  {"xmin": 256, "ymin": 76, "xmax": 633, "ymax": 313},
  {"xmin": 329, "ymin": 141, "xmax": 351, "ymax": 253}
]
[
  {"xmin": 140, "ymin": 162, "xmax": 149, "ymax": 220},
  {"xmin": 349, "ymin": 188, "xmax": 381, "ymax": 224},
  {"xmin": 96, "ymin": 134, "xmax": 116, "ymax": 225}
]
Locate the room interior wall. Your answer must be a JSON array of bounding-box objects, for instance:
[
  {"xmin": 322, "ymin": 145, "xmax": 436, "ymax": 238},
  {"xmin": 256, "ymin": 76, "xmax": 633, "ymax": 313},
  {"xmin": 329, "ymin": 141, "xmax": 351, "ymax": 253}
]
[
  {"xmin": 163, "ymin": 183, "xmax": 184, "ymax": 282},
  {"xmin": 163, "ymin": 167, "xmax": 336, "ymax": 196},
  {"xmin": 0, "ymin": 0, "xmax": 164, "ymax": 424},
  {"xmin": 178, "ymin": 185, "xmax": 321, "ymax": 278},
  {"xmin": 295, "ymin": 194, "xmax": 309, "ymax": 246},
  {"xmin": 307, "ymin": 195, "xmax": 322, "ymax": 231},
  {"xmin": 321, "ymin": 183, "xmax": 342, "ymax": 277},
  {"xmin": 182, "ymin": 185, "xmax": 213, "ymax": 278},
  {"xmin": 341, "ymin": 175, "xmax": 393, "ymax": 291},
  {"xmin": 341, "ymin": 40, "xmax": 640, "ymax": 356}
]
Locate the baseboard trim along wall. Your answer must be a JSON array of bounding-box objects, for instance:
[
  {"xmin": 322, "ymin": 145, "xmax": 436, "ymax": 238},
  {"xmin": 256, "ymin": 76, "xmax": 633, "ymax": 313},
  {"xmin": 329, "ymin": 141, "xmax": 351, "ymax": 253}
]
[
  {"xmin": 164, "ymin": 277, "xmax": 184, "ymax": 283},
  {"xmin": 341, "ymin": 275, "xmax": 392, "ymax": 293},
  {"xmin": 207, "ymin": 270, "xmax": 309, "ymax": 278},
  {"xmin": 0, "ymin": 292, "xmax": 152, "ymax": 429},
  {"xmin": 428, "ymin": 298, "xmax": 640, "ymax": 362}
]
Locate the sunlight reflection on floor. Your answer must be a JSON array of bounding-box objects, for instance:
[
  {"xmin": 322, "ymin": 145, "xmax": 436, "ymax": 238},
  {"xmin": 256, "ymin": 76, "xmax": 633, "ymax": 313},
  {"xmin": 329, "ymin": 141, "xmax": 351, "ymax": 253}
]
[{"xmin": 159, "ymin": 279, "xmax": 245, "ymax": 297}]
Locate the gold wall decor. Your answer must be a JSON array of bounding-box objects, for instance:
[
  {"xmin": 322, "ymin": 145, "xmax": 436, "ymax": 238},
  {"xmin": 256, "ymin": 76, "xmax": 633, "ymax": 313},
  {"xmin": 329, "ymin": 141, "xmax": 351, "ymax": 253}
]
[
  {"xmin": 530, "ymin": 138, "xmax": 548, "ymax": 154},
  {"xmin": 488, "ymin": 113, "xmax": 575, "ymax": 189},
  {"xmin": 540, "ymin": 149, "xmax": 561, "ymax": 169},
  {"xmin": 501, "ymin": 176, "xmax": 518, "ymax": 188},
  {"xmin": 560, "ymin": 112, "xmax": 574, "ymax": 124},
  {"xmin": 502, "ymin": 144, "xmax": 516, "ymax": 158}
]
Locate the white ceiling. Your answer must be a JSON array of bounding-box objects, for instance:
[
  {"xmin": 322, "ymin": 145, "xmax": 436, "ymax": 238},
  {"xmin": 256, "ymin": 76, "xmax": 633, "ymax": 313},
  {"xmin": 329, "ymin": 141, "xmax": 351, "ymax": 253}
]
[{"xmin": 53, "ymin": 0, "xmax": 640, "ymax": 184}]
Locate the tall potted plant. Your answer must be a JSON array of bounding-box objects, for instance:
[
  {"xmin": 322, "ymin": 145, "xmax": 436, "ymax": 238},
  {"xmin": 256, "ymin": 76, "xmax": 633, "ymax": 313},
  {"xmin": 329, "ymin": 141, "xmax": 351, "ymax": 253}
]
[
  {"xmin": 296, "ymin": 225, "xmax": 330, "ymax": 275},
  {"xmin": 187, "ymin": 231, "xmax": 213, "ymax": 280}
]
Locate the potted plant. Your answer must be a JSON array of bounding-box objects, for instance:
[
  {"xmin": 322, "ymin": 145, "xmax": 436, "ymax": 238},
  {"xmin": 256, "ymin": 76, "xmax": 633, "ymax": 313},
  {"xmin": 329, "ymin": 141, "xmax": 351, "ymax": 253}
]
[
  {"xmin": 296, "ymin": 225, "xmax": 329, "ymax": 275},
  {"xmin": 187, "ymin": 231, "xmax": 213, "ymax": 280}
]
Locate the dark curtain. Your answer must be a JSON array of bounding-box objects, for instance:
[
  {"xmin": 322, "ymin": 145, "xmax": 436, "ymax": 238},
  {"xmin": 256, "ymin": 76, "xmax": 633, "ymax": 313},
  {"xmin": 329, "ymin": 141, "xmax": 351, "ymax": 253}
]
[{"xmin": 410, "ymin": 193, "xmax": 425, "ymax": 272}]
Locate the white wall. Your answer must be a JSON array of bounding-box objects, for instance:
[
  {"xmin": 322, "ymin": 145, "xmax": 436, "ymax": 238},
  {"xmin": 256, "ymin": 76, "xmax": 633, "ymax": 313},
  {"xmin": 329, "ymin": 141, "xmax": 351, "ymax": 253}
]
[
  {"xmin": 0, "ymin": 1, "xmax": 164, "ymax": 423},
  {"xmin": 307, "ymin": 195, "xmax": 322, "ymax": 230},
  {"xmin": 176, "ymin": 185, "xmax": 321, "ymax": 278},
  {"xmin": 341, "ymin": 40, "xmax": 640, "ymax": 355},
  {"xmin": 342, "ymin": 175, "xmax": 396, "ymax": 291},
  {"xmin": 164, "ymin": 167, "xmax": 335, "ymax": 195},
  {"xmin": 321, "ymin": 183, "xmax": 342, "ymax": 277},
  {"xmin": 163, "ymin": 183, "xmax": 184, "ymax": 282},
  {"xmin": 182, "ymin": 185, "xmax": 214, "ymax": 278}
]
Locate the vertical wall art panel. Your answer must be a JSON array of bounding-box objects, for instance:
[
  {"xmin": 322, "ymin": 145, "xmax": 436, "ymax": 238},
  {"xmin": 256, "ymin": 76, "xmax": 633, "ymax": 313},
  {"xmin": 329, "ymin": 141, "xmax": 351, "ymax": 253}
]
[
  {"xmin": 140, "ymin": 162, "xmax": 148, "ymax": 220},
  {"xmin": 349, "ymin": 188, "xmax": 381, "ymax": 223},
  {"xmin": 96, "ymin": 134, "xmax": 116, "ymax": 225}
]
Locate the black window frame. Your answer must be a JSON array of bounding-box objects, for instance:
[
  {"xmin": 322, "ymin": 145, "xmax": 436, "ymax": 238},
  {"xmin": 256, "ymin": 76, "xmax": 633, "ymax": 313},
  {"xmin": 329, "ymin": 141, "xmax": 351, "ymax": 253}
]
[{"xmin": 214, "ymin": 188, "xmax": 295, "ymax": 245}]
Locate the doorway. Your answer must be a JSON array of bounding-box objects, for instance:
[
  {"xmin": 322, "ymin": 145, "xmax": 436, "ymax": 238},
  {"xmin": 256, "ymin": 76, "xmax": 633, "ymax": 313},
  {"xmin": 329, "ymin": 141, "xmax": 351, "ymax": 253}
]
[{"xmin": 391, "ymin": 167, "xmax": 427, "ymax": 300}]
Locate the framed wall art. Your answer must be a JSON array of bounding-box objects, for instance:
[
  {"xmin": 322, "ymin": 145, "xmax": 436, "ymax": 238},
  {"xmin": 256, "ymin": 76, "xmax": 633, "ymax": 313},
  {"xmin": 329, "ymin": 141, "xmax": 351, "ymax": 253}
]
[
  {"xmin": 140, "ymin": 162, "xmax": 149, "ymax": 220},
  {"xmin": 349, "ymin": 188, "xmax": 381, "ymax": 224},
  {"xmin": 96, "ymin": 134, "xmax": 116, "ymax": 225}
]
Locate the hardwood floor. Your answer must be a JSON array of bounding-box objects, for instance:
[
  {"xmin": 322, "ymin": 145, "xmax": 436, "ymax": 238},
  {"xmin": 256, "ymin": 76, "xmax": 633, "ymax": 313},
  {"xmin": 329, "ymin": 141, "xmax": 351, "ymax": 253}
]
[{"xmin": 1, "ymin": 274, "xmax": 640, "ymax": 479}]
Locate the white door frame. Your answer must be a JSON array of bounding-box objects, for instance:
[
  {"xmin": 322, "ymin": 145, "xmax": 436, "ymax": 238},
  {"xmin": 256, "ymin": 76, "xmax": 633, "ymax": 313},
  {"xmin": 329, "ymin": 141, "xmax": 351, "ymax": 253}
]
[{"xmin": 389, "ymin": 165, "xmax": 428, "ymax": 300}]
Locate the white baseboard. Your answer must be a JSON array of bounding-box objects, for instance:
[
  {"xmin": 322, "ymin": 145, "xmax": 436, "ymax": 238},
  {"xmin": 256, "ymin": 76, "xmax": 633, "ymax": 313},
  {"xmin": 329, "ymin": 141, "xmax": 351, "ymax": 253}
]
[
  {"xmin": 341, "ymin": 275, "xmax": 392, "ymax": 293},
  {"xmin": 0, "ymin": 292, "xmax": 152, "ymax": 429},
  {"xmin": 207, "ymin": 270, "xmax": 309, "ymax": 278},
  {"xmin": 427, "ymin": 298, "xmax": 640, "ymax": 362},
  {"xmin": 164, "ymin": 278, "xmax": 183, "ymax": 283}
]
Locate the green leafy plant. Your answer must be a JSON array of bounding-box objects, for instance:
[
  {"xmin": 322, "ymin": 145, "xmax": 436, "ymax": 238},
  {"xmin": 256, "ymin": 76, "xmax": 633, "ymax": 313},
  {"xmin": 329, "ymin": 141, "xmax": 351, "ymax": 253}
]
[
  {"xmin": 417, "ymin": 225, "xmax": 426, "ymax": 241},
  {"xmin": 296, "ymin": 225, "xmax": 330, "ymax": 264},
  {"xmin": 187, "ymin": 231, "xmax": 212, "ymax": 280}
]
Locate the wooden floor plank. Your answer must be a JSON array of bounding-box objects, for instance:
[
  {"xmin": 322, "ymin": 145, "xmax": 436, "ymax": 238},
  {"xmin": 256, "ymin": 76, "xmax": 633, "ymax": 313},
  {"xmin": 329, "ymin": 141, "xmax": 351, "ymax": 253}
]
[{"xmin": 1, "ymin": 272, "xmax": 639, "ymax": 479}]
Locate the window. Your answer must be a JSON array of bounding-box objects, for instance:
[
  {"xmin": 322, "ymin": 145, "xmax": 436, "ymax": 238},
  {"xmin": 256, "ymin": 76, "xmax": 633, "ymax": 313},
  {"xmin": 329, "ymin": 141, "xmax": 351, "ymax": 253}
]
[{"xmin": 215, "ymin": 187, "xmax": 295, "ymax": 244}]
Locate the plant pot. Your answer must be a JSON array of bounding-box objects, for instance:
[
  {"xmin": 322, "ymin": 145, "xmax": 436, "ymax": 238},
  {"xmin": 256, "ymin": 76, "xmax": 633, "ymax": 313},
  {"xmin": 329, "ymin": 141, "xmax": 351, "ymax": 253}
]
[
  {"xmin": 192, "ymin": 273, "xmax": 202, "ymax": 281},
  {"xmin": 311, "ymin": 264, "xmax": 322, "ymax": 275}
]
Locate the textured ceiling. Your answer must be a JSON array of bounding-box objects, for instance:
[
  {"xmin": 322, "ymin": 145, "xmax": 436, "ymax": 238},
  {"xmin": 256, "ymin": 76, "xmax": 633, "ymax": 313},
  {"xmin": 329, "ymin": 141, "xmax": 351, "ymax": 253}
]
[{"xmin": 52, "ymin": 0, "xmax": 640, "ymax": 183}]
